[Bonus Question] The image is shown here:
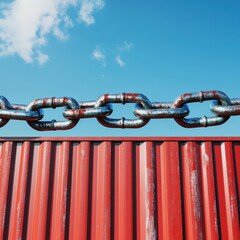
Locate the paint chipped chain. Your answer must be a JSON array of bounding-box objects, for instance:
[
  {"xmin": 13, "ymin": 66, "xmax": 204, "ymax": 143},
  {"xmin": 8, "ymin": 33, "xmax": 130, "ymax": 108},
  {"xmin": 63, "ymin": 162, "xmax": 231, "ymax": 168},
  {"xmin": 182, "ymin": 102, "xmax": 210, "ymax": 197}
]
[{"xmin": 0, "ymin": 91, "xmax": 239, "ymax": 130}]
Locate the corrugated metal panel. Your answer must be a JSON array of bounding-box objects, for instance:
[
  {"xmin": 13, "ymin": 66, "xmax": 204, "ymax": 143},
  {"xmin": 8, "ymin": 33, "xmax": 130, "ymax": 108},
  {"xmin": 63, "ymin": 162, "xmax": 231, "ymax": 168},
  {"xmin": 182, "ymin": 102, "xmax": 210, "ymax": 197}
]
[{"xmin": 0, "ymin": 137, "xmax": 239, "ymax": 240}]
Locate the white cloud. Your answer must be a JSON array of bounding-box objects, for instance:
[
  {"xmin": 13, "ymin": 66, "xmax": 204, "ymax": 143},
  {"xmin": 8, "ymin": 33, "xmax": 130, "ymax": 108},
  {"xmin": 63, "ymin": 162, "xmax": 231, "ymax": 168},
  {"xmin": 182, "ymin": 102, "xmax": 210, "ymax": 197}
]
[
  {"xmin": 115, "ymin": 55, "xmax": 125, "ymax": 67},
  {"xmin": 37, "ymin": 51, "xmax": 49, "ymax": 65},
  {"xmin": 92, "ymin": 47, "xmax": 105, "ymax": 66},
  {"xmin": 118, "ymin": 41, "xmax": 133, "ymax": 51},
  {"xmin": 114, "ymin": 41, "xmax": 133, "ymax": 67},
  {"xmin": 0, "ymin": 0, "xmax": 105, "ymax": 64},
  {"xmin": 79, "ymin": 0, "xmax": 104, "ymax": 26}
]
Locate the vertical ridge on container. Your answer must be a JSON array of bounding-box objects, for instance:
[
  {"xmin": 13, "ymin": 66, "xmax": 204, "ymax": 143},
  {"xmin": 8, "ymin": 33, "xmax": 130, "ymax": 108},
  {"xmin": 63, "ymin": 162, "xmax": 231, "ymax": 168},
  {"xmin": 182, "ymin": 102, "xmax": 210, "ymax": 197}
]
[
  {"xmin": 114, "ymin": 141, "xmax": 133, "ymax": 240},
  {"xmin": 156, "ymin": 141, "xmax": 183, "ymax": 239},
  {"xmin": 199, "ymin": 141, "xmax": 219, "ymax": 240},
  {"xmin": 136, "ymin": 141, "xmax": 157, "ymax": 240},
  {"xmin": 180, "ymin": 141, "xmax": 205, "ymax": 240},
  {"xmin": 0, "ymin": 142, "xmax": 13, "ymax": 240},
  {"xmin": 69, "ymin": 141, "xmax": 90, "ymax": 239},
  {"xmin": 213, "ymin": 142, "xmax": 240, "ymax": 240},
  {"xmin": 90, "ymin": 141, "xmax": 112, "ymax": 240},
  {"xmin": 26, "ymin": 142, "xmax": 52, "ymax": 240},
  {"xmin": 8, "ymin": 142, "xmax": 30, "ymax": 240},
  {"xmin": 50, "ymin": 141, "xmax": 71, "ymax": 240}
]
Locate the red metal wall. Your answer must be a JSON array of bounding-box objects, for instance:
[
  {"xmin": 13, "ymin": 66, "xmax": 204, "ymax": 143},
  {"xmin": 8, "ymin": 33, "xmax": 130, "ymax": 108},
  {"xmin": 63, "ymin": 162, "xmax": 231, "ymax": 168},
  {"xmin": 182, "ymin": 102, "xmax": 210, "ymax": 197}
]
[{"xmin": 0, "ymin": 137, "xmax": 239, "ymax": 240}]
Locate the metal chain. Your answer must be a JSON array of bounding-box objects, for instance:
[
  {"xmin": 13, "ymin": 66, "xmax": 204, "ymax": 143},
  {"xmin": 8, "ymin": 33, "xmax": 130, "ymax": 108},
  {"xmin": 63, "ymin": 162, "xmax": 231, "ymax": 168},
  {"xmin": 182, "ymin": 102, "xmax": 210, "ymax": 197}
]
[{"xmin": 0, "ymin": 90, "xmax": 239, "ymax": 131}]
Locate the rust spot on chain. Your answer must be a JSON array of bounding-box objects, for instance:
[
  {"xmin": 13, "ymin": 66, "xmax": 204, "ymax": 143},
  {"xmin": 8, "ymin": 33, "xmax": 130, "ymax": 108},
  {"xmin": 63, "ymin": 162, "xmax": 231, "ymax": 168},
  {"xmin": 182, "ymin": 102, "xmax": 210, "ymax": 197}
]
[
  {"xmin": 103, "ymin": 94, "xmax": 110, "ymax": 101},
  {"xmin": 72, "ymin": 109, "xmax": 87, "ymax": 117},
  {"xmin": 210, "ymin": 90, "xmax": 218, "ymax": 96},
  {"xmin": 174, "ymin": 93, "xmax": 191, "ymax": 107},
  {"xmin": 125, "ymin": 93, "xmax": 139, "ymax": 101},
  {"xmin": 41, "ymin": 98, "xmax": 49, "ymax": 108},
  {"xmin": 63, "ymin": 97, "xmax": 69, "ymax": 105},
  {"xmin": 125, "ymin": 93, "xmax": 139, "ymax": 98}
]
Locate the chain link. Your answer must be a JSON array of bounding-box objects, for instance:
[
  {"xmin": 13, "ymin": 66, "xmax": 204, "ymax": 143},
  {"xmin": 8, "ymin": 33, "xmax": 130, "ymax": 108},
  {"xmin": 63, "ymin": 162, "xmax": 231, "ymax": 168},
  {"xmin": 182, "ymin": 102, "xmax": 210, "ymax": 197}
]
[
  {"xmin": 173, "ymin": 91, "xmax": 231, "ymax": 128},
  {"xmin": 0, "ymin": 90, "xmax": 239, "ymax": 131},
  {"xmin": 26, "ymin": 97, "xmax": 79, "ymax": 131},
  {"xmin": 95, "ymin": 93, "xmax": 152, "ymax": 128}
]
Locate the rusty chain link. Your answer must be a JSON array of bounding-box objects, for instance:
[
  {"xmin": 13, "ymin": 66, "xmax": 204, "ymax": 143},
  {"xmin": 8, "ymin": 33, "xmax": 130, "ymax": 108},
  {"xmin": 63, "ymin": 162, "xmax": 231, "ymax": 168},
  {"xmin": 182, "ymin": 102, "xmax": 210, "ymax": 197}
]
[
  {"xmin": 0, "ymin": 90, "xmax": 239, "ymax": 131},
  {"xmin": 173, "ymin": 91, "xmax": 231, "ymax": 128},
  {"xmin": 95, "ymin": 93, "xmax": 152, "ymax": 128}
]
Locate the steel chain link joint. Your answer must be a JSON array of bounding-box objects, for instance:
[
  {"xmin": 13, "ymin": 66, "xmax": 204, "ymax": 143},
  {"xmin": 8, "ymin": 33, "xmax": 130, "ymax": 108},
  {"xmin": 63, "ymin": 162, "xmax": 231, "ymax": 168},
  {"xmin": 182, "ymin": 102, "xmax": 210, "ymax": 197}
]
[
  {"xmin": 26, "ymin": 97, "xmax": 79, "ymax": 131},
  {"xmin": 0, "ymin": 96, "xmax": 11, "ymax": 127},
  {"xmin": 133, "ymin": 102, "xmax": 190, "ymax": 119},
  {"xmin": 63, "ymin": 101, "xmax": 113, "ymax": 119},
  {"xmin": 95, "ymin": 93, "xmax": 152, "ymax": 128},
  {"xmin": 210, "ymin": 98, "xmax": 240, "ymax": 116},
  {"xmin": 0, "ymin": 104, "xmax": 44, "ymax": 121},
  {"xmin": 173, "ymin": 90, "xmax": 231, "ymax": 128}
]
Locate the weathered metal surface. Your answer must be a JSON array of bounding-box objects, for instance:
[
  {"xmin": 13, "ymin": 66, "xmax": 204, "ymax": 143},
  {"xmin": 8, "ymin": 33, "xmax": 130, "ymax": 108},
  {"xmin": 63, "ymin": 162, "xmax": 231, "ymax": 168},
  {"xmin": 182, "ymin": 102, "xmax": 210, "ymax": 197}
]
[
  {"xmin": 133, "ymin": 102, "xmax": 189, "ymax": 119},
  {"xmin": 95, "ymin": 93, "xmax": 152, "ymax": 128},
  {"xmin": 2, "ymin": 90, "xmax": 240, "ymax": 130},
  {"xmin": 26, "ymin": 97, "xmax": 80, "ymax": 131},
  {"xmin": 0, "ymin": 137, "xmax": 239, "ymax": 239},
  {"xmin": 174, "ymin": 90, "xmax": 230, "ymax": 127}
]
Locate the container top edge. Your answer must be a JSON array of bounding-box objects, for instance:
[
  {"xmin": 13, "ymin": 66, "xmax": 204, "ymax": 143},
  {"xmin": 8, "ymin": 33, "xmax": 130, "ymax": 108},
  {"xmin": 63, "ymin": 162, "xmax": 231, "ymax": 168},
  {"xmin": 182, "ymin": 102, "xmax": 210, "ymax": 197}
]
[{"xmin": 0, "ymin": 136, "xmax": 240, "ymax": 142}]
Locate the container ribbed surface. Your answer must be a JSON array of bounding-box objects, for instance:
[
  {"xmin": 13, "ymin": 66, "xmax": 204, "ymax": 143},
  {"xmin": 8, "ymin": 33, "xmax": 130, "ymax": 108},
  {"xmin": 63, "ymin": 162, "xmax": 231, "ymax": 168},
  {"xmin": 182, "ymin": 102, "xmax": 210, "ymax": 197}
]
[{"xmin": 0, "ymin": 137, "xmax": 239, "ymax": 240}]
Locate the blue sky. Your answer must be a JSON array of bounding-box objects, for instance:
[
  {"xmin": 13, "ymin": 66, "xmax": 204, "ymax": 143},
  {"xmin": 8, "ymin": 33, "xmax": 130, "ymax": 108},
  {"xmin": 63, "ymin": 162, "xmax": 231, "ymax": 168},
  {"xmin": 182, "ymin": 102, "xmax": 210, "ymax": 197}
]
[{"xmin": 0, "ymin": 0, "xmax": 240, "ymax": 137}]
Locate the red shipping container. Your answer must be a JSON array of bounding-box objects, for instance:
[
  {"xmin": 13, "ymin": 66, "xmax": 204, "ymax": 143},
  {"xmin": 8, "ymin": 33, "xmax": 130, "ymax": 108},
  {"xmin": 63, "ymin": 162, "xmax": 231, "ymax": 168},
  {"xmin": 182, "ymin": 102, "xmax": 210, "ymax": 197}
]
[{"xmin": 0, "ymin": 137, "xmax": 239, "ymax": 239}]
